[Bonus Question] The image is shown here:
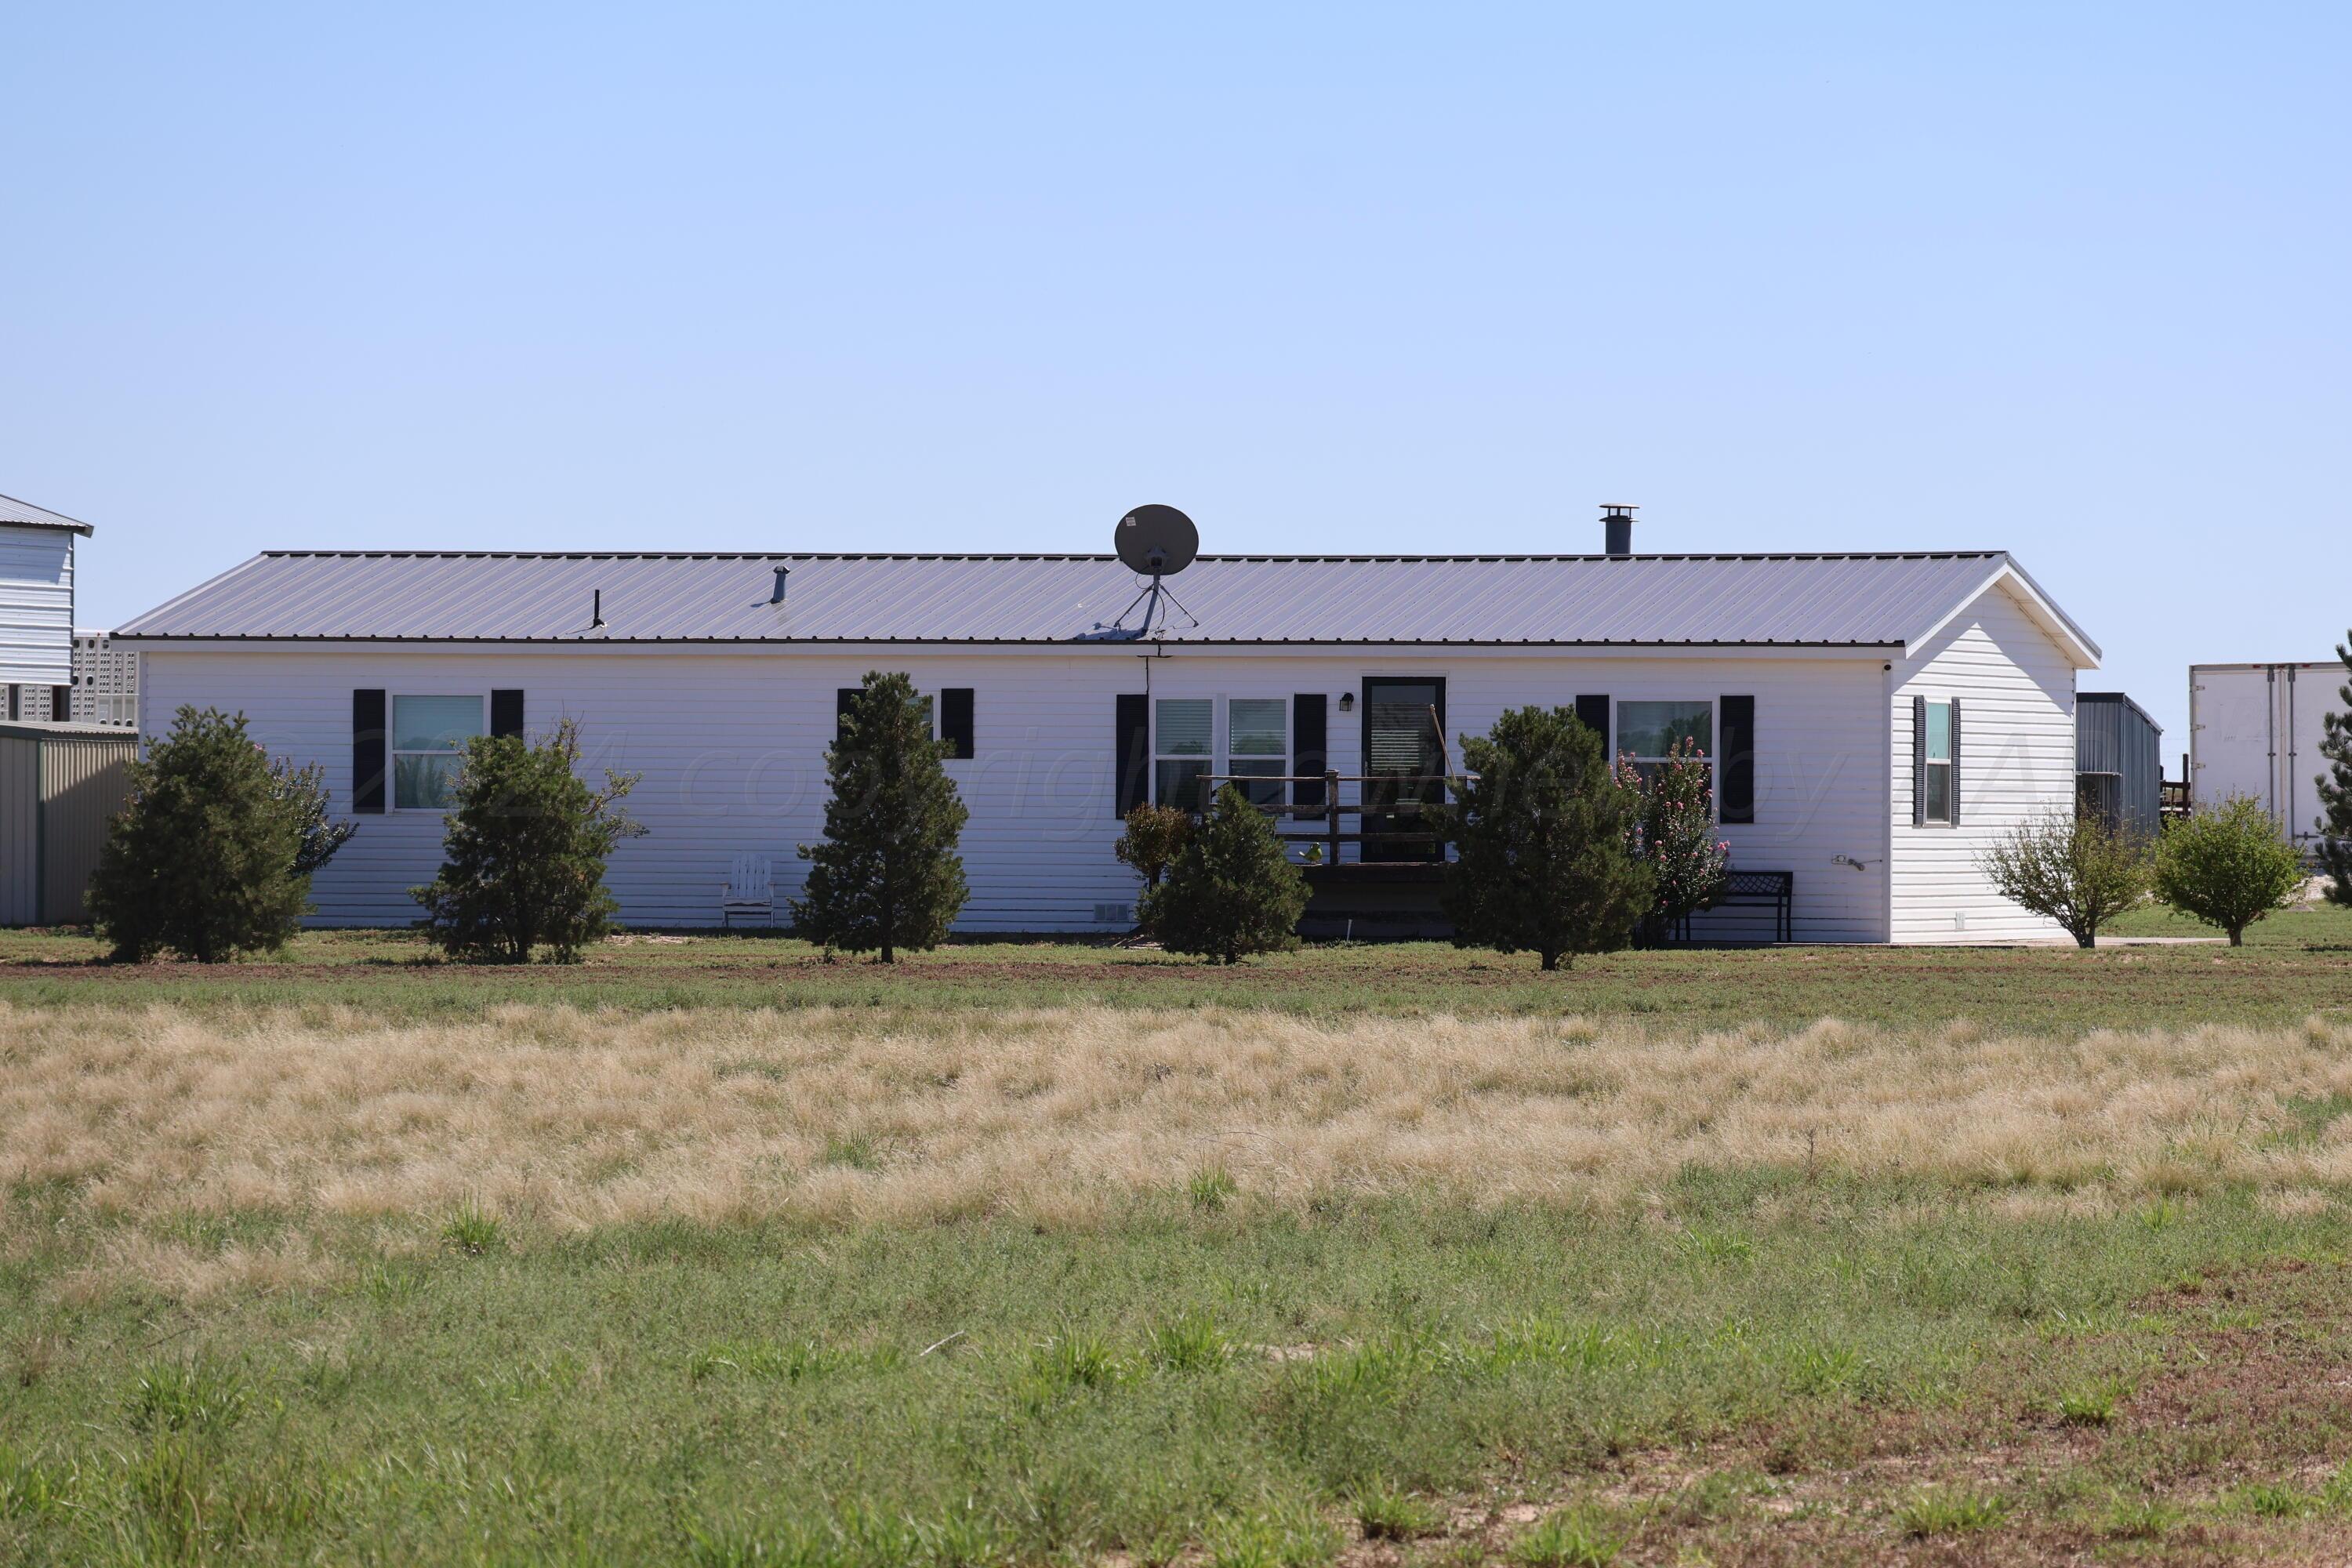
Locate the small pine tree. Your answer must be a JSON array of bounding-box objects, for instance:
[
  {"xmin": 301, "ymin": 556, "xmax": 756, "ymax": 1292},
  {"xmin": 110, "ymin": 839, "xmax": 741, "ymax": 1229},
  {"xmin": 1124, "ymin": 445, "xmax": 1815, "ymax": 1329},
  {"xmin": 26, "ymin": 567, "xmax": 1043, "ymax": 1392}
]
[
  {"xmin": 1977, "ymin": 808, "xmax": 2152, "ymax": 949},
  {"xmin": 1617, "ymin": 739, "xmax": 1730, "ymax": 942},
  {"xmin": 1440, "ymin": 706, "xmax": 1652, "ymax": 971},
  {"xmin": 1148, "ymin": 784, "xmax": 1309, "ymax": 964},
  {"xmin": 2152, "ymin": 793, "xmax": 2305, "ymax": 946},
  {"xmin": 87, "ymin": 706, "xmax": 315, "ymax": 962},
  {"xmin": 2318, "ymin": 630, "xmax": 2352, "ymax": 909},
  {"xmin": 793, "ymin": 670, "xmax": 970, "ymax": 962},
  {"xmin": 411, "ymin": 718, "xmax": 644, "ymax": 963},
  {"xmin": 1114, "ymin": 802, "xmax": 1192, "ymax": 932}
]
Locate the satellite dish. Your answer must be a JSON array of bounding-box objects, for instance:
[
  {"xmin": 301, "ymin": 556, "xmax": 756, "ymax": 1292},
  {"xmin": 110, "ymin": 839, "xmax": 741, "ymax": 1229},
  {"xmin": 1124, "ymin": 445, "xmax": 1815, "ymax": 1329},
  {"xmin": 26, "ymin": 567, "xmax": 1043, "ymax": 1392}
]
[{"xmin": 1115, "ymin": 504, "xmax": 1199, "ymax": 576}]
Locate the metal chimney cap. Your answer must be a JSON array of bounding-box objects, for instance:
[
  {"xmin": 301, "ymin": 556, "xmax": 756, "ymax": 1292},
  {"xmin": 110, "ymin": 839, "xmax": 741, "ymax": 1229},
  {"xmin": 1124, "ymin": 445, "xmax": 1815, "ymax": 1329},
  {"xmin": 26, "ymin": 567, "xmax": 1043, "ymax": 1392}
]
[
  {"xmin": 1601, "ymin": 504, "xmax": 1637, "ymax": 559},
  {"xmin": 768, "ymin": 565, "xmax": 789, "ymax": 604}
]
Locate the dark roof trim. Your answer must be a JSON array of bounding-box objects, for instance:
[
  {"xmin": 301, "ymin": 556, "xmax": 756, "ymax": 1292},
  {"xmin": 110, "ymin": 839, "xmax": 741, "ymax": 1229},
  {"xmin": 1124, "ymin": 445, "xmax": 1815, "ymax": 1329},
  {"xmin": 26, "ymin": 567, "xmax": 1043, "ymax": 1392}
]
[
  {"xmin": 111, "ymin": 633, "xmax": 1910, "ymax": 648},
  {"xmin": 253, "ymin": 547, "xmax": 2008, "ymax": 565},
  {"xmin": 0, "ymin": 720, "xmax": 136, "ymax": 742}
]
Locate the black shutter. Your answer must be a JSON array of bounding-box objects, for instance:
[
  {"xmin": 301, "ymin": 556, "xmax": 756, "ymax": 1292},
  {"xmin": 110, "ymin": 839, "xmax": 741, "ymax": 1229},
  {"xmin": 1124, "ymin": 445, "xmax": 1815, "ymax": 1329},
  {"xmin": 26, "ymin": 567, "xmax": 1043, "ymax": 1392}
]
[
  {"xmin": 1115, "ymin": 694, "xmax": 1149, "ymax": 818},
  {"xmin": 1911, "ymin": 695, "xmax": 1928, "ymax": 827},
  {"xmin": 940, "ymin": 688, "xmax": 975, "ymax": 759},
  {"xmin": 836, "ymin": 687, "xmax": 858, "ymax": 742},
  {"xmin": 1292, "ymin": 694, "xmax": 1327, "ymax": 806},
  {"xmin": 1720, "ymin": 695, "xmax": 1755, "ymax": 823},
  {"xmin": 490, "ymin": 689, "xmax": 524, "ymax": 739},
  {"xmin": 1947, "ymin": 698, "xmax": 1962, "ymax": 825},
  {"xmin": 1573, "ymin": 694, "xmax": 1611, "ymax": 754},
  {"xmin": 354, "ymin": 689, "xmax": 387, "ymax": 814}
]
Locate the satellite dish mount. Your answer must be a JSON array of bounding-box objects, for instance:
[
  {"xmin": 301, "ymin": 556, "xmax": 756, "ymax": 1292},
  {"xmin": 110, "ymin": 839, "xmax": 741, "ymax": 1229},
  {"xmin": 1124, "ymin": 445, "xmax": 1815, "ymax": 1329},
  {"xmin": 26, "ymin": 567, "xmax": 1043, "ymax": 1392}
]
[{"xmin": 1103, "ymin": 504, "xmax": 1201, "ymax": 638}]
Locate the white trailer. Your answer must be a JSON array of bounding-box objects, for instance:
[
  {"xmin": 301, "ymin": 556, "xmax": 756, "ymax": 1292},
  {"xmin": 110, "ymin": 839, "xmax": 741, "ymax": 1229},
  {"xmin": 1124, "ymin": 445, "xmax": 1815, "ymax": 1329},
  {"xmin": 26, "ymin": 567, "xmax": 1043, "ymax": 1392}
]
[{"xmin": 2190, "ymin": 662, "xmax": 2347, "ymax": 849}]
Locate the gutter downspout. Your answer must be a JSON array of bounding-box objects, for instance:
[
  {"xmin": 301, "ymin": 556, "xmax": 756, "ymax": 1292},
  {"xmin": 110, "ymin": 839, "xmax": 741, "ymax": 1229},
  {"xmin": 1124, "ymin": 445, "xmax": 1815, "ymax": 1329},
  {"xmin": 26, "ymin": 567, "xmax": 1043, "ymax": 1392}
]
[{"xmin": 1882, "ymin": 656, "xmax": 1896, "ymax": 943}]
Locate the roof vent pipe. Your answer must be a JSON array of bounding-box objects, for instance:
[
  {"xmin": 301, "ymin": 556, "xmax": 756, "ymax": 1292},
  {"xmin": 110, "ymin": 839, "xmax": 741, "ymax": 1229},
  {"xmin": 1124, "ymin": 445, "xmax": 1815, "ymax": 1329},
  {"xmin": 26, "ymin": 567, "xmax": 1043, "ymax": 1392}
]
[
  {"xmin": 769, "ymin": 565, "xmax": 789, "ymax": 604},
  {"xmin": 1601, "ymin": 504, "xmax": 1636, "ymax": 557},
  {"xmin": 590, "ymin": 588, "xmax": 606, "ymax": 629}
]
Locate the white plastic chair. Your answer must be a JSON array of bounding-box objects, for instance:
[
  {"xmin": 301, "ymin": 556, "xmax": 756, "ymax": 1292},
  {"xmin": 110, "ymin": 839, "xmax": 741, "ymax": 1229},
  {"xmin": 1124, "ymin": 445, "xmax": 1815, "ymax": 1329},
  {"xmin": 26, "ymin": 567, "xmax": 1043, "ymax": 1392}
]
[{"xmin": 719, "ymin": 854, "xmax": 775, "ymax": 928}]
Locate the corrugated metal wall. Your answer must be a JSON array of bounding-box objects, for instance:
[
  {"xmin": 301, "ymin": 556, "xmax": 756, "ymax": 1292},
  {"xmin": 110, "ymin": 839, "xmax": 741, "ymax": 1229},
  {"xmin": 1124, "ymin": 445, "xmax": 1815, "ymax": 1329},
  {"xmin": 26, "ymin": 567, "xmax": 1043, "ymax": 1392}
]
[
  {"xmin": 0, "ymin": 725, "xmax": 136, "ymax": 924},
  {"xmin": 39, "ymin": 732, "xmax": 134, "ymax": 920},
  {"xmin": 0, "ymin": 735, "xmax": 35, "ymax": 923},
  {"xmin": 2076, "ymin": 693, "xmax": 2162, "ymax": 840}
]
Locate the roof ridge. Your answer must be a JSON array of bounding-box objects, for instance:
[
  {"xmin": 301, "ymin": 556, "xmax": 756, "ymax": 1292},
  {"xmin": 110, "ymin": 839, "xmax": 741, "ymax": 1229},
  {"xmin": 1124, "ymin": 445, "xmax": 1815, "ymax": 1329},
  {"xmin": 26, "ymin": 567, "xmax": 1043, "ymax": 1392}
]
[{"xmin": 253, "ymin": 548, "xmax": 2010, "ymax": 563}]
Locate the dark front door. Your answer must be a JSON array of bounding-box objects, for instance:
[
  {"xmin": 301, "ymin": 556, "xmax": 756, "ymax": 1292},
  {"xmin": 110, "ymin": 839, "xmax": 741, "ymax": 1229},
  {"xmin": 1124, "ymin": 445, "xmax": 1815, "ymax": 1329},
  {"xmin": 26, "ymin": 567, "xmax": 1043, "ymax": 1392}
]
[{"xmin": 1360, "ymin": 677, "xmax": 1446, "ymax": 862}]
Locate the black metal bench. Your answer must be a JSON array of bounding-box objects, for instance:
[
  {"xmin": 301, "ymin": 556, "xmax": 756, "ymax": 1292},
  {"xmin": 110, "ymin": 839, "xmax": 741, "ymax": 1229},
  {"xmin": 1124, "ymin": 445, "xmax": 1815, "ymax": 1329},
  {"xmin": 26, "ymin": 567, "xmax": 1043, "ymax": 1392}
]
[{"xmin": 1672, "ymin": 869, "xmax": 1795, "ymax": 944}]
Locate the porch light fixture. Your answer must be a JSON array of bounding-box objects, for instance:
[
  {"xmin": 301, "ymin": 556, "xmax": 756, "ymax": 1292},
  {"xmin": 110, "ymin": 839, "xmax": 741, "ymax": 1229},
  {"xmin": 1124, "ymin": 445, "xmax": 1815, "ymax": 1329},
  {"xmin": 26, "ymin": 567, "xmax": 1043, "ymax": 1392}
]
[{"xmin": 1338, "ymin": 692, "xmax": 1355, "ymax": 713}]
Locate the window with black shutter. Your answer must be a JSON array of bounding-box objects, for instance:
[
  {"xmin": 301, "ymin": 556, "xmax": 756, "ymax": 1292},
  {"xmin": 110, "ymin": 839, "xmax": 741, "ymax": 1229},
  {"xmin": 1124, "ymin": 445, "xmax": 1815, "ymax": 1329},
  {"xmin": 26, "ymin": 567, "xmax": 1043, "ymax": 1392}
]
[
  {"xmin": 1292, "ymin": 694, "xmax": 1327, "ymax": 807},
  {"xmin": 352, "ymin": 689, "xmax": 387, "ymax": 813},
  {"xmin": 1573, "ymin": 694, "xmax": 1610, "ymax": 754},
  {"xmin": 1114, "ymin": 694, "xmax": 1149, "ymax": 817},
  {"xmin": 1719, "ymin": 695, "xmax": 1755, "ymax": 823},
  {"xmin": 939, "ymin": 688, "xmax": 975, "ymax": 760}
]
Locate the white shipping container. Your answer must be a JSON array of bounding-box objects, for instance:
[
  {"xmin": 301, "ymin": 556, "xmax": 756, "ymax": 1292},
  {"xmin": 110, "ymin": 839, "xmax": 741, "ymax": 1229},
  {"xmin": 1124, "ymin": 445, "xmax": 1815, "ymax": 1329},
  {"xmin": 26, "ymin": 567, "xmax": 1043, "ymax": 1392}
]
[{"xmin": 2190, "ymin": 662, "xmax": 2347, "ymax": 848}]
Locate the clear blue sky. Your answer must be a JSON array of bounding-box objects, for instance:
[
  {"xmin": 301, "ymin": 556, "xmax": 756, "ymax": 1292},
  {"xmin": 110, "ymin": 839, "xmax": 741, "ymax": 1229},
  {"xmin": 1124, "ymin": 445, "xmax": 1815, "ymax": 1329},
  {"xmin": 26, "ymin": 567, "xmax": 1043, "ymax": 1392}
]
[{"xmin": 5, "ymin": 3, "xmax": 2345, "ymax": 742}]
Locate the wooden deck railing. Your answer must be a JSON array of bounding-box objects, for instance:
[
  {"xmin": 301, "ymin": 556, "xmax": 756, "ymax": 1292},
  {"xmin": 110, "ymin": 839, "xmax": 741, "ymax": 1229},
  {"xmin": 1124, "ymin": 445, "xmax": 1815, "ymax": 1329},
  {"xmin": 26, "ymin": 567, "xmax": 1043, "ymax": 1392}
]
[{"xmin": 1198, "ymin": 772, "xmax": 1455, "ymax": 864}]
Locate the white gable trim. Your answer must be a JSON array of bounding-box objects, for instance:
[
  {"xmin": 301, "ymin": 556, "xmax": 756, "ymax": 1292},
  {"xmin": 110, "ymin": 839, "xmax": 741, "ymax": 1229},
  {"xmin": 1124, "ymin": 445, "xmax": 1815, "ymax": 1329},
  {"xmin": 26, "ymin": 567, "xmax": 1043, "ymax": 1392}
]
[{"xmin": 1905, "ymin": 557, "xmax": 2100, "ymax": 670}]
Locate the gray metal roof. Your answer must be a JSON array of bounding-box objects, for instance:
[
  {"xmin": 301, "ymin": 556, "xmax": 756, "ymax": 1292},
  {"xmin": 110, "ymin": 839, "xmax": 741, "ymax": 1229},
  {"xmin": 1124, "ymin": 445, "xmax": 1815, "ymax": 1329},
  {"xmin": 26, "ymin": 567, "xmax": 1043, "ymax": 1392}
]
[
  {"xmin": 0, "ymin": 492, "xmax": 94, "ymax": 535},
  {"xmin": 114, "ymin": 548, "xmax": 2099, "ymax": 659}
]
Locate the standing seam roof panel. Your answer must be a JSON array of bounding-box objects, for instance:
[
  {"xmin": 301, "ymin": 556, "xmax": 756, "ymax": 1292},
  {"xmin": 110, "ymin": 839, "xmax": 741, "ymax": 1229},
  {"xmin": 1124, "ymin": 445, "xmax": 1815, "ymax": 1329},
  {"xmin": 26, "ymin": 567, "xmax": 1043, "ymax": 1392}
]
[{"xmin": 112, "ymin": 550, "xmax": 2070, "ymax": 648}]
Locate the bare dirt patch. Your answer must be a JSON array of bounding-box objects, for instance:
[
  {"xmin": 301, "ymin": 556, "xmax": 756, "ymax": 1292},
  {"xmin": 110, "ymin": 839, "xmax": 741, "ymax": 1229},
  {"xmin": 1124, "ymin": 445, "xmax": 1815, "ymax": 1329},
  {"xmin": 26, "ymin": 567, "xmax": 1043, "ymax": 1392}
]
[{"xmin": 1346, "ymin": 1263, "xmax": 2352, "ymax": 1565}]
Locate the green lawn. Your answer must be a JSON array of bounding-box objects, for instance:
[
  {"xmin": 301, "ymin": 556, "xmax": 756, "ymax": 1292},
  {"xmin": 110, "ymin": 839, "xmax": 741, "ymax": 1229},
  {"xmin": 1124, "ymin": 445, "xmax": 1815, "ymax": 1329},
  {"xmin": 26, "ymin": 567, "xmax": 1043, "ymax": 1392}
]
[
  {"xmin": 2, "ymin": 906, "xmax": 2350, "ymax": 1030},
  {"xmin": 6, "ymin": 922, "xmax": 2352, "ymax": 1565},
  {"xmin": 7, "ymin": 1185, "xmax": 2352, "ymax": 1565}
]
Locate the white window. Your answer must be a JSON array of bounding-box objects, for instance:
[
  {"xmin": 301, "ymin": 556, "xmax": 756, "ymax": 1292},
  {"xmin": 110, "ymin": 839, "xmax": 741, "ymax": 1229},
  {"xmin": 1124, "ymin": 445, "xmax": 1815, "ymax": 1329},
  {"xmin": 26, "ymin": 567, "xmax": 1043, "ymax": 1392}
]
[
  {"xmin": 1923, "ymin": 699, "xmax": 1955, "ymax": 823},
  {"xmin": 1153, "ymin": 696, "xmax": 1290, "ymax": 811},
  {"xmin": 392, "ymin": 695, "xmax": 485, "ymax": 809},
  {"xmin": 1617, "ymin": 700, "xmax": 1713, "ymax": 785},
  {"xmin": 1225, "ymin": 698, "xmax": 1288, "ymax": 806},
  {"xmin": 1153, "ymin": 698, "xmax": 1213, "ymax": 811}
]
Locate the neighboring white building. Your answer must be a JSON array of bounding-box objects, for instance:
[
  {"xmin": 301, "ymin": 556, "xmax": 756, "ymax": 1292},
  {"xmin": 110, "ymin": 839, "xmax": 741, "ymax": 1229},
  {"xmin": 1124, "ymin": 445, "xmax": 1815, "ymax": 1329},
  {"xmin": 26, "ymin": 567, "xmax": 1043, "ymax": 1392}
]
[
  {"xmin": 70, "ymin": 630, "xmax": 140, "ymax": 728},
  {"xmin": 112, "ymin": 520, "xmax": 2103, "ymax": 942},
  {"xmin": 0, "ymin": 493, "xmax": 93, "ymax": 724}
]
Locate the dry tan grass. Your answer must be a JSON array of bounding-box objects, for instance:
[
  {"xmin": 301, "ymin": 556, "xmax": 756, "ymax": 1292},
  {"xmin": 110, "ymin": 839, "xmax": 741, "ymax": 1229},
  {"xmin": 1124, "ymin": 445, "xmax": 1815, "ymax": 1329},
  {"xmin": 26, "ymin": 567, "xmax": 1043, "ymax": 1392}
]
[{"xmin": 5, "ymin": 1002, "xmax": 2352, "ymax": 1276}]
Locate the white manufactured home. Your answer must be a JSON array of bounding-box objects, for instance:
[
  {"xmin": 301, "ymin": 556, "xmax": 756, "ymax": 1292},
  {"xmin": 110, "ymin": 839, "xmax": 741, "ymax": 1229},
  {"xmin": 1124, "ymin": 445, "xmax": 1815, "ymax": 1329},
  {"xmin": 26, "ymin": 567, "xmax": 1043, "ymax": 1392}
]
[{"xmin": 114, "ymin": 524, "xmax": 2102, "ymax": 943}]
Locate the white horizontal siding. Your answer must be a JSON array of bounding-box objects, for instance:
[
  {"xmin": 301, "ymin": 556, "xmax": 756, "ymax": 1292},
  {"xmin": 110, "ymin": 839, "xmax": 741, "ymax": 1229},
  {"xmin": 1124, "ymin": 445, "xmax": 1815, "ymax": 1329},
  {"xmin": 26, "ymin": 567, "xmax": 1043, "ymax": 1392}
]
[
  {"xmin": 1888, "ymin": 582, "xmax": 2078, "ymax": 943},
  {"xmin": 137, "ymin": 645, "xmax": 1898, "ymax": 940},
  {"xmin": 0, "ymin": 528, "xmax": 74, "ymax": 686}
]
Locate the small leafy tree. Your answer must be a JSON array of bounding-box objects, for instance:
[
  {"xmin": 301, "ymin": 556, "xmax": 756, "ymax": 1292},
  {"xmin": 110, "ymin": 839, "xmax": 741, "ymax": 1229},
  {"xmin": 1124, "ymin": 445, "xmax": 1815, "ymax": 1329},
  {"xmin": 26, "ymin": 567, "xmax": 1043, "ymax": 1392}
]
[
  {"xmin": 1439, "ymin": 706, "xmax": 1651, "ymax": 971},
  {"xmin": 793, "ymin": 670, "xmax": 970, "ymax": 962},
  {"xmin": 2318, "ymin": 630, "xmax": 2352, "ymax": 909},
  {"xmin": 1977, "ymin": 808, "xmax": 2151, "ymax": 949},
  {"xmin": 1617, "ymin": 739, "xmax": 1731, "ymax": 942},
  {"xmin": 412, "ymin": 718, "xmax": 644, "ymax": 963},
  {"xmin": 1147, "ymin": 784, "xmax": 1308, "ymax": 964},
  {"xmin": 1114, "ymin": 801, "xmax": 1192, "ymax": 934},
  {"xmin": 88, "ymin": 706, "xmax": 315, "ymax": 962},
  {"xmin": 2153, "ymin": 793, "xmax": 2306, "ymax": 946}
]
